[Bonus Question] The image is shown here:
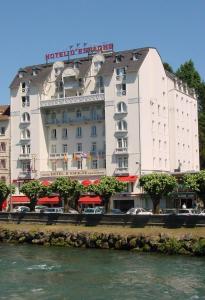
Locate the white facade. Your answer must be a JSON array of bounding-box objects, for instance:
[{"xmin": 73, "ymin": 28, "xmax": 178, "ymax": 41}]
[
  {"xmin": 10, "ymin": 47, "xmax": 199, "ymax": 209},
  {"xmin": 0, "ymin": 106, "xmax": 10, "ymax": 185}
]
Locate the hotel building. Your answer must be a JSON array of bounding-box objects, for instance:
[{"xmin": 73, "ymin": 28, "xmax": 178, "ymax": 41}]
[
  {"xmin": 10, "ymin": 47, "xmax": 199, "ymax": 210},
  {"xmin": 0, "ymin": 105, "xmax": 10, "ymax": 185}
]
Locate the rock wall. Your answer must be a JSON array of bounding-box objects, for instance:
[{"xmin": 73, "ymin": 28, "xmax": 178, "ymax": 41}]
[{"xmin": 0, "ymin": 229, "xmax": 205, "ymax": 256}]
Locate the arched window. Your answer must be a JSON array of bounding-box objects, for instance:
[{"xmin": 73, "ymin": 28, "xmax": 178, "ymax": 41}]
[
  {"xmin": 76, "ymin": 109, "xmax": 81, "ymax": 118},
  {"xmin": 117, "ymin": 120, "xmax": 127, "ymax": 131},
  {"xmin": 117, "ymin": 102, "xmax": 127, "ymax": 113},
  {"xmin": 21, "ymin": 129, "xmax": 30, "ymax": 139},
  {"xmin": 22, "ymin": 112, "xmax": 30, "ymax": 122}
]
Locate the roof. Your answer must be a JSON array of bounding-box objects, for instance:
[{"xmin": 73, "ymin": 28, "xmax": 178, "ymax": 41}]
[
  {"xmin": 10, "ymin": 47, "xmax": 150, "ymax": 89},
  {"xmin": 0, "ymin": 105, "xmax": 10, "ymax": 120}
]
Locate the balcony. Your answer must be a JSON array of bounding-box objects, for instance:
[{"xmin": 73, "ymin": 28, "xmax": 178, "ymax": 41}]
[
  {"xmin": 19, "ymin": 153, "xmax": 31, "ymax": 160},
  {"xmin": 18, "ymin": 171, "xmax": 32, "ymax": 179},
  {"xmin": 40, "ymin": 93, "xmax": 105, "ymax": 108},
  {"xmin": 45, "ymin": 115, "xmax": 104, "ymax": 126},
  {"xmin": 49, "ymin": 153, "xmax": 68, "ymax": 160},
  {"xmin": 115, "ymin": 148, "xmax": 128, "ymax": 154},
  {"xmin": 114, "ymin": 130, "xmax": 128, "ymax": 137},
  {"xmin": 40, "ymin": 168, "xmax": 106, "ymax": 178},
  {"xmin": 114, "ymin": 167, "xmax": 129, "ymax": 175}
]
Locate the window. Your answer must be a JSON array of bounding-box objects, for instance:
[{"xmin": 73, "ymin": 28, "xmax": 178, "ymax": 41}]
[
  {"xmin": 62, "ymin": 128, "xmax": 68, "ymax": 139},
  {"xmin": 77, "ymin": 160, "xmax": 82, "ymax": 169},
  {"xmin": 51, "ymin": 145, "xmax": 56, "ymax": 153},
  {"xmin": 22, "ymin": 161, "xmax": 30, "ymax": 172},
  {"xmin": 0, "ymin": 159, "xmax": 6, "ymax": 169},
  {"xmin": 116, "ymin": 68, "xmax": 126, "ymax": 80},
  {"xmin": 21, "ymin": 129, "xmax": 30, "ymax": 139},
  {"xmin": 0, "ymin": 142, "xmax": 6, "ymax": 152},
  {"xmin": 0, "ymin": 127, "xmax": 5, "ymax": 136},
  {"xmin": 117, "ymin": 138, "xmax": 127, "ymax": 148},
  {"xmin": 117, "ymin": 120, "xmax": 127, "ymax": 131},
  {"xmin": 51, "ymin": 161, "xmax": 57, "ymax": 171},
  {"xmin": 76, "ymin": 109, "xmax": 81, "ymax": 118},
  {"xmin": 76, "ymin": 127, "xmax": 82, "ymax": 137},
  {"xmin": 63, "ymin": 144, "xmax": 68, "ymax": 153},
  {"xmin": 51, "ymin": 129, "xmax": 57, "ymax": 139},
  {"xmin": 21, "ymin": 96, "xmax": 30, "ymax": 107},
  {"xmin": 91, "ymin": 160, "xmax": 98, "ymax": 169},
  {"xmin": 21, "ymin": 145, "xmax": 30, "ymax": 155},
  {"xmin": 117, "ymin": 102, "xmax": 127, "ymax": 113},
  {"xmin": 62, "ymin": 111, "xmax": 67, "ymax": 123},
  {"xmin": 91, "ymin": 125, "xmax": 97, "ymax": 137},
  {"xmin": 77, "ymin": 143, "xmax": 82, "ymax": 152},
  {"xmin": 22, "ymin": 112, "xmax": 30, "ymax": 122},
  {"xmin": 157, "ymin": 104, "xmax": 160, "ymax": 116},
  {"xmin": 51, "ymin": 112, "xmax": 57, "ymax": 123},
  {"xmin": 91, "ymin": 142, "xmax": 97, "ymax": 152},
  {"xmin": 115, "ymin": 55, "xmax": 122, "ymax": 63},
  {"xmin": 116, "ymin": 83, "xmax": 126, "ymax": 96},
  {"xmin": 90, "ymin": 108, "xmax": 97, "ymax": 120},
  {"xmin": 118, "ymin": 157, "xmax": 128, "ymax": 169},
  {"xmin": 63, "ymin": 161, "xmax": 68, "ymax": 171}
]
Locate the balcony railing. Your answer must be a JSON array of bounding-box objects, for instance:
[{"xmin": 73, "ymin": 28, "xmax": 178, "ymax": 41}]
[
  {"xmin": 114, "ymin": 167, "xmax": 129, "ymax": 175},
  {"xmin": 115, "ymin": 148, "xmax": 128, "ymax": 154},
  {"xmin": 19, "ymin": 153, "xmax": 31, "ymax": 160},
  {"xmin": 40, "ymin": 168, "xmax": 106, "ymax": 178},
  {"xmin": 45, "ymin": 115, "xmax": 104, "ymax": 125},
  {"xmin": 40, "ymin": 93, "xmax": 105, "ymax": 108},
  {"xmin": 49, "ymin": 153, "xmax": 68, "ymax": 159}
]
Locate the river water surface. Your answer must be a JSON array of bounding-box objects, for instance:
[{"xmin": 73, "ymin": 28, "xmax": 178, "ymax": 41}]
[{"xmin": 0, "ymin": 244, "xmax": 205, "ymax": 300}]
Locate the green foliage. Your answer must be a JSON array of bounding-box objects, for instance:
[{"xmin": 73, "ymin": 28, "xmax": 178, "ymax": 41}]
[
  {"xmin": 158, "ymin": 238, "xmax": 181, "ymax": 254},
  {"xmin": 193, "ymin": 238, "xmax": 205, "ymax": 255},
  {"xmin": 86, "ymin": 176, "xmax": 126, "ymax": 212},
  {"xmin": 176, "ymin": 60, "xmax": 201, "ymax": 91},
  {"xmin": 183, "ymin": 171, "xmax": 205, "ymax": 207},
  {"xmin": 163, "ymin": 62, "xmax": 174, "ymax": 73},
  {"xmin": 139, "ymin": 173, "xmax": 177, "ymax": 214},
  {"xmin": 20, "ymin": 180, "xmax": 49, "ymax": 211},
  {"xmin": 0, "ymin": 181, "xmax": 15, "ymax": 207},
  {"xmin": 51, "ymin": 177, "xmax": 84, "ymax": 212}
]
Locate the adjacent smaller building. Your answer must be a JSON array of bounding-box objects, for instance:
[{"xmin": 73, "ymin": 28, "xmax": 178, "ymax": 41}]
[{"xmin": 0, "ymin": 105, "xmax": 10, "ymax": 184}]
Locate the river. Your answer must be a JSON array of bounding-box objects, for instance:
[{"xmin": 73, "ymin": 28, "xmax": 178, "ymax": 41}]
[{"xmin": 0, "ymin": 244, "xmax": 204, "ymax": 300}]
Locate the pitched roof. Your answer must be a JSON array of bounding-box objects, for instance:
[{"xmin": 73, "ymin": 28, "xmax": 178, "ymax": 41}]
[
  {"xmin": 10, "ymin": 47, "xmax": 150, "ymax": 89},
  {"xmin": 0, "ymin": 105, "xmax": 10, "ymax": 120}
]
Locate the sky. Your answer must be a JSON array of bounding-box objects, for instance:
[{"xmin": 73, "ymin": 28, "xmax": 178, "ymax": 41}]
[{"xmin": 0, "ymin": 0, "xmax": 205, "ymax": 104}]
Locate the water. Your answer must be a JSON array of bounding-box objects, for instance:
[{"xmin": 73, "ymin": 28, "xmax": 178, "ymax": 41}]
[{"xmin": 0, "ymin": 244, "xmax": 205, "ymax": 300}]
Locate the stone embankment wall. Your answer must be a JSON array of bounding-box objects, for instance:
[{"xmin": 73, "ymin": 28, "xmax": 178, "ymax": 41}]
[{"xmin": 0, "ymin": 229, "xmax": 205, "ymax": 256}]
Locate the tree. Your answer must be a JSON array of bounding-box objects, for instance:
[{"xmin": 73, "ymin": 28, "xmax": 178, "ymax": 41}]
[
  {"xmin": 86, "ymin": 176, "xmax": 126, "ymax": 212},
  {"xmin": 176, "ymin": 60, "xmax": 201, "ymax": 92},
  {"xmin": 163, "ymin": 62, "xmax": 174, "ymax": 74},
  {"xmin": 183, "ymin": 171, "xmax": 205, "ymax": 208},
  {"xmin": 0, "ymin": 181, "xmax": 15, "ymax": 210},
  {"xmin": 139, "ymin": 173, "xmax": 177, "ymax": 214},
  {"xmin": 51, "ymin": 177, "xmax": 84, "ymax": 212},
  {"xmin": 20, "ymin": 180, "xmax": 49, "ymax": 211}
]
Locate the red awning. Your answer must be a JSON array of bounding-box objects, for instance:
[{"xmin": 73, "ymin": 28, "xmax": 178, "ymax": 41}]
[
  {"xmin": 41, "ymin": 180, "xmax": 51, "ymax": 186},
  {"xmin": 78, "ymin": 196, "xmax": 102, "ymax": 204},
  {"xmin": 38, "ymin": 196, "xmax": 59, "ymax": 205},
  {"xmin": 93, "ymin": 179, "xmax": 100, "ymax": 185},
  {"xmin": 81, "ymin": 179, "xmax": 92, "ymax": 186},
  {"xmin": 10, "ymin": 196, "xmax": 30, "ymax": 204},
  {"xmin": 117, "ymin": 176, "xmax": 137, "ymax": 183}
]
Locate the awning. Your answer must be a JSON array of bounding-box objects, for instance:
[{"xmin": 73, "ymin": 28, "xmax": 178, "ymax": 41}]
[
  {"xmin": 41, "ymin": 180, "xmax": 51, "ymax": 186},
  {"xmin": 117, "ymin": 176, "xmax": 137, "ymax": 183},
  {"xmin": 93, "ymin": 179, "xmax": 100, "ymax": 185},
  {"xmin": 10, "ymin": 196, "xmax": 30, "ymax": 204},
  {"xmin": 38, "ymin": 196, "xmax": 59, "ymax": 205},
  {"xmin": 78, "ymin": 196, "xmax": 102, "ymax": 204},
  {"xmin": 81, "ymin": 179, "xmax": 92, "ymax": 186}
]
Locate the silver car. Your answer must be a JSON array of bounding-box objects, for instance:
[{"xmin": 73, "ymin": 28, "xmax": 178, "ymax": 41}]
[{"xmin": 126, "ymin": 208, "xmax": 153, "ymax": 215}]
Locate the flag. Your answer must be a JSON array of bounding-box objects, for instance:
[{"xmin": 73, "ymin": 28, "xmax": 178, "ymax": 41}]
[{"xmin": 63, "ymin": 153, "xmax": 68, "ymax": 162}]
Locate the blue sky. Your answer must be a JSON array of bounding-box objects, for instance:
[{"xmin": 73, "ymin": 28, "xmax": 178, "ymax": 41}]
[{"xmin": 0, "ymin": 0, "xmax": 204, "ymax": 104}]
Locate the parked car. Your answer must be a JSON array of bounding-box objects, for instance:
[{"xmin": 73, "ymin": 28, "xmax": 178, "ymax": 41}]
[
  {"xmin": 82, "ymin": 207, "xmax": 105, "ymax": 214},
  {"xmin": 161, "ymin": 209, "xmax": 177, "ymax": 215},
  {"xmin": 13, "ymin": 206, "xmax": 30, "ymax": 213},
  {"xmin": 126, "ymin": 208, "xmax": 153, "ymax": 215},
  {"xmin": 68, "ymin": 208, "xmax": 79, "ymax": 214},
  {"xmin": 177, "ymin": 209, "xmax": 198, "ymax": 216},
  {"xmin": 198, "ymin": 209, "xmax": 205, "ymax": 216},
  {"xmin": 35, "ymin": 205, "xmax": 48, "ymax": 213},
  {"xmin": 44, "ymin": 207, "xmax": 63, "ymax": 213}
]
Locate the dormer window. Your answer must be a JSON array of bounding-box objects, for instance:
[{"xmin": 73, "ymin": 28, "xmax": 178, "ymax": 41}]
[
  {"xmin": 18, "ymin": 69, "xmax": 26, "ymax": 78},
  {"xmin": 73, "ymin": 61, "xmax": 79, "ymax": 69},
  {"xmin": 132, "ymin": 52, "xmax": 141, "ymax": 61},
  {"xmin": 115, "ymin": 55, "xmax": 122, "ymax": 63},
  {"xmin": 32, "ymin": 67, "xmax": 40, "ymax": 76}
]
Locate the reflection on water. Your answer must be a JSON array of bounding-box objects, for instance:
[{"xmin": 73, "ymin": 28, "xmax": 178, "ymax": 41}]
[{"xmin": 0, "ymin": 244, "xmax": 205, "ymax": 300}]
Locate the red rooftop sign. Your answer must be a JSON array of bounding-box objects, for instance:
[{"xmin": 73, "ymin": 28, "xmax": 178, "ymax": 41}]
[{"xmin": 45, "ymin": 43, "xmax": 113, "ymax": 62}]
